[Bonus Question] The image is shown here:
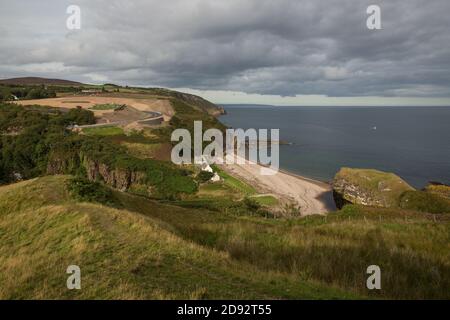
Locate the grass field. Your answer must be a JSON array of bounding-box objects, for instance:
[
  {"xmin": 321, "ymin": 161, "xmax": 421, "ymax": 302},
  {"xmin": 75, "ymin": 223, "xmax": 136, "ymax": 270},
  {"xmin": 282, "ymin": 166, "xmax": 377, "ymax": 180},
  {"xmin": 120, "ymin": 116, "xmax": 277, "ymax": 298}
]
[
  {"xmin": 251, "ymin": 195, "xmax": 279, "ymax": 207},
  {"xmin": 120, "ymin": 191, "xmax": 450, "ymax": 299},
  {"xmin": 213, "ymin": 165, "xmax": 256, "ymax": 195},
  {"xmin": 1, "ymin": 175, "xmax": 448, "ymax": 299},
  {"xmin": 89, "ymin": 103, "xmax": 121, "ymax": 110},
  {"xmin": 82, "ymin": 126, "xmax": 124, "ymax": 136},
  {"xmin": 0, "ymin": 176, "xmax": 352, "ymax": 299},
  {"xmin": 120, "ymin": 142, "xmax": 168, "ymax": 160},
  {"xmin": 197, "ymin": 182, "xmax": 239, "ymax": 198}
]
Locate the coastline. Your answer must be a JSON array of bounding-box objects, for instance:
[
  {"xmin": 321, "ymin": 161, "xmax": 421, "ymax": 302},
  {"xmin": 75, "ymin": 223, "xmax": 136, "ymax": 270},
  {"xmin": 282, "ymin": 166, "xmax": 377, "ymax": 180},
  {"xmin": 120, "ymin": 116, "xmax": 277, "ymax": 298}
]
[
  {"xmin": 219, "ymin": 154, "xmax": 336, "ymax": 215},
  {"xmin": 276, "ymin": 167, "xmax": 332, "ymax": 189},
  {"xmin": 216, "ymin": 109, "xmax": 336, "ymax": 215}
]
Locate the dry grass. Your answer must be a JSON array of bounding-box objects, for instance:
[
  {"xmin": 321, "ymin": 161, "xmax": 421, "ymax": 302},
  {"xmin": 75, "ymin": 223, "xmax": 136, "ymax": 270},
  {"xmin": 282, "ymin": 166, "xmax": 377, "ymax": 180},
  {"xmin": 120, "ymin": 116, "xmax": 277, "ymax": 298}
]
[
  {"xmin": 120, "ymin": 142, "xmax": 172, "ymax": 161},
  {"xmin": 1, "ymin": 175, "xmax": 448, "ymax": 299},
  {"xmin": 0, "ymin": 176, "xmax": 351, "ymax": 299},
  {"xmin": 119, "ymin": 190, "xmax": 450, "ymax": 299}
]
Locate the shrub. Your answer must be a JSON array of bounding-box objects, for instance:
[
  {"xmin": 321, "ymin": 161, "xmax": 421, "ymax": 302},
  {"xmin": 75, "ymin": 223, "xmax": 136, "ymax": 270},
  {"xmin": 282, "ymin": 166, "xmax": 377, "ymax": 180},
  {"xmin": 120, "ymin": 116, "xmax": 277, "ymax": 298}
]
[
  {"xmin": 196, "ymin": 171, "xmax": 214, "ymax": 183},
  {"xmin": 67, "ymin": 177, "xmax": 120, "ymax": 207},
  {"xmin": 281, "ymin": 202, "xmax": 303, "ymax": 217},
  {"xmin": 399, "ymin": 190, "xmax": 450, "ymax": 214},
  {"xmin": 24, "ymin": 87, "xmax": 56, "ymax": 99},
  {"xmin": 243, "ymin": 197, "xmax": 261, "ymax": 211},
  {"xmin": 64, "ymin": 106, "xmax": 96, "ymax": 125},
  {"xmin": 425, "ymin": 183, "xmax": 450, "ymax": 199}
]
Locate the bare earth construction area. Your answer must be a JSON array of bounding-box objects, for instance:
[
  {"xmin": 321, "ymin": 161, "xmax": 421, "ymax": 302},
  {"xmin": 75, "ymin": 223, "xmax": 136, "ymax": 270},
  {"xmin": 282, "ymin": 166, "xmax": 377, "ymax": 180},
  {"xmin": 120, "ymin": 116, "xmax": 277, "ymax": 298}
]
[{"xmin": 15, "ymin": 96, "xmax": 174, "ymax": 121}]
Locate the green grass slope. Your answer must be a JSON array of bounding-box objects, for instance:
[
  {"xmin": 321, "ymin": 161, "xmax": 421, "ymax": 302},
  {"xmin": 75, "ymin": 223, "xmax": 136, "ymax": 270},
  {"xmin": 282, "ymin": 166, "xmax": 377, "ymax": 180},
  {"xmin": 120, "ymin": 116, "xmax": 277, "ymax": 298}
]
[
  {"xmin": 1, "ymin": 176, "xmax": 449, "ymax": 299},
  {"xmin": 120, "ymin": 191, "xmax": 450, "ymax": 299},
  {"xmin": 0, "ymin": 176, "xmax": 351, "ymax": 299},
  {"xmin": 400, "ymin": 190, "xmax": 450, "ymax": 214}
]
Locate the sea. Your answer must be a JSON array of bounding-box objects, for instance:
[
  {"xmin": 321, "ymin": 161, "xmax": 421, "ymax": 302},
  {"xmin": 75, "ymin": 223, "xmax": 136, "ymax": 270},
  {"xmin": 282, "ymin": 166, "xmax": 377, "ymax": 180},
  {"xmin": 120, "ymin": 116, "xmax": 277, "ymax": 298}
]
[{"xmin": 219, "ymin": 105, "xmax": 450, "ymax": 188}]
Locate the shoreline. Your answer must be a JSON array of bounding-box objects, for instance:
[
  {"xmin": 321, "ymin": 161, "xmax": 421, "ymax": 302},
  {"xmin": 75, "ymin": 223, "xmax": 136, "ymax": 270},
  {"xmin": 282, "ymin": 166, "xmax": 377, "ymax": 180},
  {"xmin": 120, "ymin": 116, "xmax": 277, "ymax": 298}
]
[
  {"xmin": 215, "ymin": 108, "xmax": 336, "ymax": 214},
  {"xmin": 219, "ymin": 155, "xmax": 336, "ymax": 215},
  {"xmin": 276, "ymin": 167, "xmax": 331, "ymax": 189}
]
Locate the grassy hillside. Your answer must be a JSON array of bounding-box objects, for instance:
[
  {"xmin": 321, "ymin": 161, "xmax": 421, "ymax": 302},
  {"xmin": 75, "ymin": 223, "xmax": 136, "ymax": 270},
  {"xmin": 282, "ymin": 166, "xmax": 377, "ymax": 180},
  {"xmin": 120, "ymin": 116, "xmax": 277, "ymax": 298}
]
[
  {"xmin": 399, "ymin": 190, "xmax": 450, "ymax": 214},
  {"xmin": 0, "ymin": 176, "xmax": 351, "ymax": 299},
  {"xmin": 121, "ymin": 192, "xmax": 450, "ymax": 299},
  {"xmin": 1, "ymin": 175, "xmax": 448, "ymax": 299}
]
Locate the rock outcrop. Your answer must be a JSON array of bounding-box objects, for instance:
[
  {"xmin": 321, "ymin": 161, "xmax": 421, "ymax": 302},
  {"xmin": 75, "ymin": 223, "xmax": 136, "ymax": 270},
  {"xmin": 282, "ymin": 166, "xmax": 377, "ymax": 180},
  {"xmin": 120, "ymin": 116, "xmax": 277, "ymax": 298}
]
[
  {"xmin": 83, "ymin": 157, "xmax": 146, "ymax": 192},
  {"xmin": 332, "ymin": 168, "xmax": 414, "ymax": 209},
  {"xmin": 424, "ymin": 182, "xmax": 450, "ymax": 200},
  {"xmin": 47, "ymin": 153, "xmax": 147, "ymax": 192}
]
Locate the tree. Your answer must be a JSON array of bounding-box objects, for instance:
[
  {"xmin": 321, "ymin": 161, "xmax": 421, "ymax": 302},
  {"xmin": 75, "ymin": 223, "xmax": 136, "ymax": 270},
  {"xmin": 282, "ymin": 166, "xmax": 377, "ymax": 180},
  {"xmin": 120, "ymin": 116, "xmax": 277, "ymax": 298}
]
[
  {"xmin": 0, "ymin": 87, "xmax": 12, "ymax": 101},
  {"xmin": 196, "ymin": 171, "xmax": 214, "ymax": 183},
  {"xmin": 64, "ymin": 107, "xmax": 96, "ymax": 125}
]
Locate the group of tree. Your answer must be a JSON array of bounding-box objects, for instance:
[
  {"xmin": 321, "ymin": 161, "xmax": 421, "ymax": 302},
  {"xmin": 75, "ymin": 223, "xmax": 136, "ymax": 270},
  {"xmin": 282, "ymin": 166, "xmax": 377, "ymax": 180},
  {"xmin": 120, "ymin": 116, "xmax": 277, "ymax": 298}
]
[
  {"xmin": 0, "ymin": 103, "xmax": 197, "ymax": 199},
  {"xmin": 0, "ymin": 85, "xmax": 57, "ymax": 101},
  {"xmin": 0, "ymin": 103, "xmax": 94, "ymax": 182}
]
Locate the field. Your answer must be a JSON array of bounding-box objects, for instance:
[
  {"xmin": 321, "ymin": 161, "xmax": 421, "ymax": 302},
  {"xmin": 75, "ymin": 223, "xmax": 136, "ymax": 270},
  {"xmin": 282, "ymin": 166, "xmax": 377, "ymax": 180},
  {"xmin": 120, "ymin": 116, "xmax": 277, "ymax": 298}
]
[
  {"xmin": 0, "ymin": 175, "xmax": 448, "ymax": 299},
  {"xmin": 119, "ymin": 142, "xmax": 172, "ymax": 161},
  {"xmin": 89, "ymin": 103, "xmax": 121, "ymax": 110},
  {"xmin": 82, "ymin": 126, "xmax": 124, "ymax": 136},
  {"xmin": 251, "ymin": 195, "xmax": 279, "ymax": 206},
  {"xmin": 0, "ymin": 176, "xmax": 352, "ymax": 299},
  {"xmin": 213, "ymin": 165, "xmax": 256, "ymax": 195}
]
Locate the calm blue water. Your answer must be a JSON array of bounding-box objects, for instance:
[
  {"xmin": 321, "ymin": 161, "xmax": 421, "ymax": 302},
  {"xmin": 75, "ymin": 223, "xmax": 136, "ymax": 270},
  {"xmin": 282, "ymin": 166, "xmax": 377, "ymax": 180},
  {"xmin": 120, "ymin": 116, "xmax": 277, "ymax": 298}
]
[{"xmin": 219, "ymin": 105, "xmax": 450, "ymax": 188}]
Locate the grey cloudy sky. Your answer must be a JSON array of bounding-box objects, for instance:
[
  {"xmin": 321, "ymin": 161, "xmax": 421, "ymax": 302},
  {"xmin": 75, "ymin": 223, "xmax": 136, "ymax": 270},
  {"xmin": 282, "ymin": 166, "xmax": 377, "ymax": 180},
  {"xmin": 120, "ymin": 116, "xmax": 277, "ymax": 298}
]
[{"xmin": 1, "ymin": 0, "xmax": 450, "ymax": 105}]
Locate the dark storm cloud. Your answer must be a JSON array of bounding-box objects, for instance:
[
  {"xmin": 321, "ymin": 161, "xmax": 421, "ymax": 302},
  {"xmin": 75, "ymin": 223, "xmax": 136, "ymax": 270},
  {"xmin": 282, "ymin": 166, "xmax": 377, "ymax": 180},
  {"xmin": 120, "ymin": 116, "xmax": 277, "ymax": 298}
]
[{"xmin": 1, "ymin": 0, "xmax": 449, "ymax": 98}]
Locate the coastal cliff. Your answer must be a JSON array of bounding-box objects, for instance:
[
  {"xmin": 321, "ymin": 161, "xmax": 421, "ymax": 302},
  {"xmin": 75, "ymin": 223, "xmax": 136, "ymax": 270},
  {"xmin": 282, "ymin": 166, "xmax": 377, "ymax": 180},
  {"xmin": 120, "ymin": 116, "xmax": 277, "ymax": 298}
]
[
  {"xmin": 83, "ymin": 158, "xmax": 147, "ymax": 191},
  {"xmin": 332, "ymin": 168, "xmax": 414, "ymax": 209},
  {"xmin": 47, "ymin": 153, "xmax": 146, "ymax": 192}
]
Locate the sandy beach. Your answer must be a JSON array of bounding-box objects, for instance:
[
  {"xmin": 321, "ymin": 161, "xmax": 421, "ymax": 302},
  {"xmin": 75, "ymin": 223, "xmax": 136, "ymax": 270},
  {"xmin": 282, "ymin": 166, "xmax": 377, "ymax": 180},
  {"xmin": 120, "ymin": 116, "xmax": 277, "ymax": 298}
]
[{"xmin": 219, "ymin": 155, "xmax": 336, "ymax": 215}]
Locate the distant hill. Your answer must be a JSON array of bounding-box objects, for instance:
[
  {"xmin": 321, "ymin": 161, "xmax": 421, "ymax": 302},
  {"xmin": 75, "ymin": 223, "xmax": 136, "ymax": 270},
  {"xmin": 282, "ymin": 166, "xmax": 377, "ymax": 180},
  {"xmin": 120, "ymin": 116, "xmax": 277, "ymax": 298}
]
[
  {"xmin": 0, "ymin": 77, "xmax": 83, "ymax": 86},
  {"xmin": 0, "ymin": 77, "xmax": 225, "ymax": 115},
  {"xmin": 144, "ymin": 87, "xmax": 225, "ymax": 115}
]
